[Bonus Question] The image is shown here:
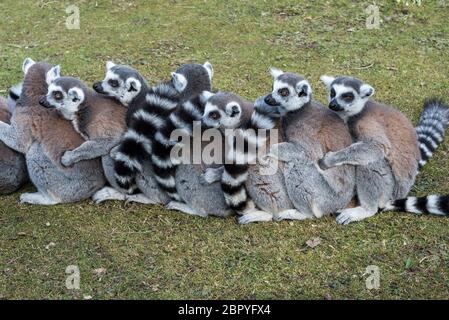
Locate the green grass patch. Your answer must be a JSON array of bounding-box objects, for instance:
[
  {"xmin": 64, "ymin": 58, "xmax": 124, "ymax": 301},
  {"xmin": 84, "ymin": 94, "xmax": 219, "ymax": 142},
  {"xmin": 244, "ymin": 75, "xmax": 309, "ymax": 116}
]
[{"xmin": 0, "ymin": 0, "xmax": 448, "ymax": 299}]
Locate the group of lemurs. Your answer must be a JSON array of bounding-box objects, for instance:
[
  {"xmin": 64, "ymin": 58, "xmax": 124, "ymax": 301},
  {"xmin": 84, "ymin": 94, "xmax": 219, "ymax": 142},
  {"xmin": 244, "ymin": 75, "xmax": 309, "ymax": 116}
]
[{"xmin": 0, "ymin": 58, "xmax": 448, "ymax": 225}]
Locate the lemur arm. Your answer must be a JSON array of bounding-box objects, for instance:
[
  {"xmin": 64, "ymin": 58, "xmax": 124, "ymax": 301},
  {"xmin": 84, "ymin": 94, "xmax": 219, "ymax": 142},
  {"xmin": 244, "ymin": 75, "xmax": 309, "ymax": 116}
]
[
  {"xmin": 319, "ymin": 139, "xmax": 388, "ymax": 169},
  {"xmin": 61, "ymin": 137, "xmax": 120, "ymax": 167},
  {"xmin": 0, "ymin": 120, "xmax": 26, "ymax": 154}
]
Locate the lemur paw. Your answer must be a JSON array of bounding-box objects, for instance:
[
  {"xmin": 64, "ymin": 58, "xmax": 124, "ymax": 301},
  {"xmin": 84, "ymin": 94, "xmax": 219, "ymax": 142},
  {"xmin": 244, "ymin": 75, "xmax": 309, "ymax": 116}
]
[
  {"xmin": 238, "ymin": 210, "xmax": 273, "ymax": 224},
  {"xmin": 61, "ymin": 151, "xmax": 75, "ymax": 167},
  {"xmin": 318, "ymin": 152, "xmax": 336, "ymax": 170},
  {"xmin": 199, "ymin": 167, "xmax": 223, "ymax": 185},
  {"xmin": 335, "ymin": 207, "xmax": 377, "ymax": 225}
]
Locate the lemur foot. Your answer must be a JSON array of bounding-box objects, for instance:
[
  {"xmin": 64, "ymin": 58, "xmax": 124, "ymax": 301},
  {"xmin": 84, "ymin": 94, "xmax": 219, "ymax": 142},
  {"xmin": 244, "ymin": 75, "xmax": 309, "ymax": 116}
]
[
  {"xmin": 61, "ymin": 151, "xmax": 76, "ymax": 167},
  {"xmin": 274, "ymin": 209, "xmax": 313, "ymax": 221},
  {"xmin": 336, "ymin": 207, "xmax": 377, "ymax": 225},
  {"xmin": 125, "ymin": 193, "xmax": 158, "ymax": 205},
  {"xmin": 200, "ymin": 167, "xmax": 223, "ymax": 185},
  {"xmin": 20, "ymin": 192, "xmax": 59, "ymax": 205},
  {"xmin": 166, "ymin": 201, "xmax": 208, "ymax": 217},
  {"xmin": 92, "ymin": 187, "xmax": 125, "ymax": 204},
  {"xmin": 238, "ymin": 210, "xmax": 273, "ymax": 224}
]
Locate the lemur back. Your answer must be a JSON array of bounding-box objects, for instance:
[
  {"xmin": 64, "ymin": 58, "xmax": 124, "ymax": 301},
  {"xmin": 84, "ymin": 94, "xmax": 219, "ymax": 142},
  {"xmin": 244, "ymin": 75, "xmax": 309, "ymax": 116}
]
[{"xmin": 347, "ymin": 100, "xmax": 420, "ymax": 195}]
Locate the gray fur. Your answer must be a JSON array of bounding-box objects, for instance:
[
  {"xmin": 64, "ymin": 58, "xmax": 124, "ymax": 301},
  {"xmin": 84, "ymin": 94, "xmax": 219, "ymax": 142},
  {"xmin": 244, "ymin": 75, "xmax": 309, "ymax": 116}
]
[
  {"xmin": 0, "ymin": 61, "xmax": 106, "ymax": 205},
  {"xmin": 267, "ymin": 69, "xmax": 356, "ymax": 220}
]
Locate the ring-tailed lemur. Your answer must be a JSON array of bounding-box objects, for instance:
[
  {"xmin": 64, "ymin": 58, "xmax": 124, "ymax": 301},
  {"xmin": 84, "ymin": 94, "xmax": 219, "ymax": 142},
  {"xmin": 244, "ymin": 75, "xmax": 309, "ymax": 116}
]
[
  {"xmin": 151, "ymin": 91, "xmax": 233, "ymax": 217},
  {"xmin": 0, "ymin": 59, "xmax": 105, "ymax": 204},
  {"xmin": 0, "ymin": 84, "xmax": 28, "ymax": 194},
  {"xmin": 202, "ymin": 93, "xmax": 299, "ymax": 223},
  {"xmin": 319, "ymin": 75, "xmax": 449, "ymax": 224},
  {"xmin": 37, "ymin": 75, "xmax": 157, "ymax": 204},
  {"xmin": 149, "ymin": 63, "xmax": 213, "ymax": 203},
  {"xmin": 258, "ymin": 69, "xmax": 356, "ymax": 221},
  {"xmin": 93, "ymin": 61, "xmax": 213, "ymax": 197}
]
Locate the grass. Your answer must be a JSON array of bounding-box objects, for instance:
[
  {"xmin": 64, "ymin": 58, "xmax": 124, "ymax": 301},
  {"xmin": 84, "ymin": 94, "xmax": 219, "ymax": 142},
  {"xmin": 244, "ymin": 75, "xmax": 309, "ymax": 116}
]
[{"xmin": 0, "ymin": 0, "xmax": 448, "ymax": 299}]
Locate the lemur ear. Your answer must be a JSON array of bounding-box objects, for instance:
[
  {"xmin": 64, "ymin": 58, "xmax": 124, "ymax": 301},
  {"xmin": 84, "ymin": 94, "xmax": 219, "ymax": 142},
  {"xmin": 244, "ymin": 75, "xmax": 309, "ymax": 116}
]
[
  {"xmin": 203, "ymin": 61, "xmax": 213, "ymax": 80},
  {"xmin": 68, "ymin": 87, "xmax": 84, "ymax": 103},
  {"xmin": 360, "ymin": 84, "xmax": 375, "ymax": 98},
  {"xmin": 200, "ymin": 90, "xmax": 214, "ymax": 104},
  {"xmin": 126, "ymin": 77, "xmax": 141, "ymax": 93},
  {"xmin": 296, "ymin": 80, "xmax": 312, "ymax": 97},
  {"xmin": 106, "ymin": 61, "xmax": 116, "ymax": 70},
  {"xmin": 320, "ymin": 75, "xmax": 335, "ymax": 89},
  {"xmin": 171, "ymin": 72, "xmax": 188, "ymax": 93},
  {"xmin": 269, "ymin": 67, "xmax": 284, "ymax": 79},
  {"xmin": 22, "ymin": 58, "xmax": 36, "ymax": 75},
  {"xmin": 226, "ymin": 103, "xmax": 241, "ymax": 118},
  {"xmin": 46, "ymin": 65, "xmax": 61, "ymax": 85}
]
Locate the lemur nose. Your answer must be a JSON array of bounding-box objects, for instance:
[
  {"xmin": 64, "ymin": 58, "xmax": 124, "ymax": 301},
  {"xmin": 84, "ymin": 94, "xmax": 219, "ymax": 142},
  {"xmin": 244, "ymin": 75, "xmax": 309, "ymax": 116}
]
[
  {"xmin": 93, "ymin": 82, "xmax": 104, "ymax": 93},
  {"xmin": 264, "ymin": 94, "xmax": 279, "ymax": 107},
  {"xmin": 329, "ymin": 99, "xmax": 343, "ymax": 112}
]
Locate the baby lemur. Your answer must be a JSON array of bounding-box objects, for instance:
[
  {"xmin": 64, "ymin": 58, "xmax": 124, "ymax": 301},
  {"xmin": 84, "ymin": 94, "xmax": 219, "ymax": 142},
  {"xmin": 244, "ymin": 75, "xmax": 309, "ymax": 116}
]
[
  {"xmin": 0, "ymin": 59, "xmax": 105, "ymax": 204},
  {"xmin": 319, "ymin": 75, "xmax": 449, "ymax": 224}
]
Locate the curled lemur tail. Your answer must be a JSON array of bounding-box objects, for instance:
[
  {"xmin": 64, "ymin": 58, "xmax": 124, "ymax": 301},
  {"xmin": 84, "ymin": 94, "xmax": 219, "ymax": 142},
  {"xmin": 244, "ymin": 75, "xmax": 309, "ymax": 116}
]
[
  {"xmin": 416, "ymin": 99, "xmax": 449, "ymax": 169},
  {"xmin": 9, "ymin": 83, "xmax": 22, "ymax": 101},
  {"xmin": 384, "ymin": 195, "xmax": 449, "ymax": 216},
  {"xmin": 221, "ymin": 98, "xmax": 279, "ymax": 213},
  {"xmin": 151, "ymin": 95, "xmax": 205, "ymax": 202},
  {"xmin": 113, "ymin": 83, "xmax": 180, "ymax": 193}
]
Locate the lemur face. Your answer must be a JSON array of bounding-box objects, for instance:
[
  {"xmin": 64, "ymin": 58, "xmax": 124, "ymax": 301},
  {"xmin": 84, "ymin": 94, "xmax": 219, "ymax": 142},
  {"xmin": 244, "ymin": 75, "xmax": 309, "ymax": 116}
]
[
  {"xmin": 93, "ymin": 61, "xmax": 143, "ymax": 106},
  {"xmin": 264, "ymin": 68, "xmax": 312, "ymax": 114},
  {"xmin": 320, "ymin": 75, "xmax": 375, "ymax": 119},
  {"xmin": 39, "ymin": 67, "xmax": 86, "ymax": 121},
  {"xmin": 202, "ymin": 92, "xmax": 243, "ymax": 129}
]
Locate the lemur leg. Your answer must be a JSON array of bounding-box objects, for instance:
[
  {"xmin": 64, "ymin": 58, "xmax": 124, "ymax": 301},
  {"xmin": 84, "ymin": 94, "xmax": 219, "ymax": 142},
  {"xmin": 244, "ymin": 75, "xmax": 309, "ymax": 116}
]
[
  {"xmin": 200, "ymin": 166, "xmax": 224, "ymax": 185},
  {"xmin": 274, "ymin": 209, "xmax": 314, "ymax": 221},
  {"xmin": 166, "ymin": 201, "xmax": 208, "ymax": 217},
  {"xmin": 20, "ymin": 192, "xmax": 59, "ymax": 205},
  {"xmin": 0, "ymin": 121, "xmax": 25, "ymax": 153},
  {"xmin": 336, "ymin": 159, "xmax": 394, "ymax": 225},
  {"xmin": 238, "ymin": 210, "xmax": 273, "ymax": 224},
  {"xmin": 62, "ymin": 138, "xmax": 119, "ymax": 167},
  {"xmin": 319, "ymin": 141, "xmax": 386, "ymax": 169}
]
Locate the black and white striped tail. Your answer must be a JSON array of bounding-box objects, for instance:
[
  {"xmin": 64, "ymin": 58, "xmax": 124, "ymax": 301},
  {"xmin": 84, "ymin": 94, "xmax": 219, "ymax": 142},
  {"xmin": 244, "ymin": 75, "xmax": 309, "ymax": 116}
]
[
  {"xmin": 384, "ymin": 195, "xmax": 449, "ymax": 216},
  {"xmin": 151, "ymin": 95, "xmax": 205, "ymax": 202},
  {"xmin": 9, "ymin": 83, "xmax": 22, "ymax": 101},
  {"xmin": 416, "ymin": 99, "xmax": 449, "ymax": 169},
  {"xmin": 113, "ymin": 83, "xmax": 179, "ymax": 194},
  {"xmin": 221, "ymin": 97, "xmax": 279, "ymax": 213}
]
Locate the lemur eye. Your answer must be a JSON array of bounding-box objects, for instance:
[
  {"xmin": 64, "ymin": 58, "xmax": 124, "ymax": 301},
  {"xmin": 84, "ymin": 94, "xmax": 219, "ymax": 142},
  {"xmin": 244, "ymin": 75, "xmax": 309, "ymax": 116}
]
[
  {"xmin": 108, "ymin": 79, "xmax": 119, "ymax": 88},
  {"xmin": 209, "ymin": 111, "xmax": 221, "ymax": 120},
  {"xmin": 52, "ymin": 91, "xmax": 63, "ymax": 101},
  {"xmin": 330, "ymin": 88, "xmax": 336, "ymax": 98},
  {"xmin": 342, "ymin": 93, "xmax": 354, "ymax": 101},
  {"xmin": 278, "ymin": 88, "xmax": 290, "ymax": 97}
]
